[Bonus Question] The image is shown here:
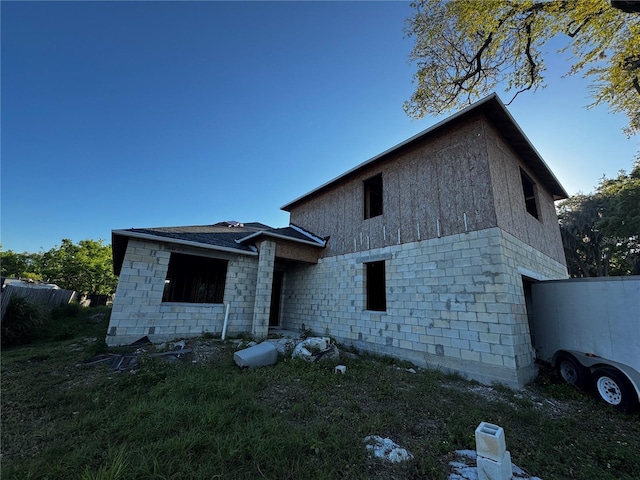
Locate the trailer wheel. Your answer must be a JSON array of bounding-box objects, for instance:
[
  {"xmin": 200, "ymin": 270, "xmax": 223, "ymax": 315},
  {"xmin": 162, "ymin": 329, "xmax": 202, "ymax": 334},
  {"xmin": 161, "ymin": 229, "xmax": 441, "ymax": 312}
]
[
  {"xmin": 556, "ymin": 353, "xmax": 588, "ymax": 389},
  {"xmin": 592, "ymin": 368, "xmax": 638, "ymax": 413}
]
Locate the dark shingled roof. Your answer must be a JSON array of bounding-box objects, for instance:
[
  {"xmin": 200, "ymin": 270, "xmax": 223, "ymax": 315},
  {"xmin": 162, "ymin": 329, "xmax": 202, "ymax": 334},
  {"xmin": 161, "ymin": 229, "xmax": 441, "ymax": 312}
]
[
  {"xmin": 111, "ymin": 221, "xmax": 324, "ymax": 275},
  {"xmin": 127, "ymin": 222, "xmax": 271, "ymax": 251},
  {"xmin": 235, "ymin": 224, "xmax": 327, "ymax": 245}
]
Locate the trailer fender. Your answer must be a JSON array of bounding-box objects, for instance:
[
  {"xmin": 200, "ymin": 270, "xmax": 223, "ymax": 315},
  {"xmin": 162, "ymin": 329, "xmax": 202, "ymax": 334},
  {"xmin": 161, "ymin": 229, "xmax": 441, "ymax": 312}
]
[
  {"xmin": 552, "ymin": 351, "xmax": 590, "ymax": 389},
  {"xmin": 555, "ymin": 350, "xmax": 640, "ymax": 403}
]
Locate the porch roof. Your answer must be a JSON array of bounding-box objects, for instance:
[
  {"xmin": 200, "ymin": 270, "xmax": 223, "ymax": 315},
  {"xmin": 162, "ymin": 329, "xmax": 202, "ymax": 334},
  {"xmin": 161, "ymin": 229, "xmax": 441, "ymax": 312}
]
[{"xmin": 111, "ymin": 221, "xmax": 325, "ymax": 275}]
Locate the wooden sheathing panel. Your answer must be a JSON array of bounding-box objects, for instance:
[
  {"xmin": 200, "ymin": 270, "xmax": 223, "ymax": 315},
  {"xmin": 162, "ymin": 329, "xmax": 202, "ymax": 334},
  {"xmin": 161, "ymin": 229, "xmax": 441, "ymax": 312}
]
[
  {"xmin": 434, "ymin": 125, "xmax": 494, "ymax": 237},
  {"xmin": 273, "ymin": 240, "xmax": 320, "ymax": 264},
  {"xmin": 413, "ymin": 150, "xmax": 440, "ymax": 240},
  {"xmin": 384, "ymin": 163, "xmax": 401, "ymax": 247},
  {"xmin": 484, "ymin": 121, "xmax": 566, "ymax": 265},
  {"xmin": 288, "ymin": 116, "xmax": 499, "ymax": 258}
]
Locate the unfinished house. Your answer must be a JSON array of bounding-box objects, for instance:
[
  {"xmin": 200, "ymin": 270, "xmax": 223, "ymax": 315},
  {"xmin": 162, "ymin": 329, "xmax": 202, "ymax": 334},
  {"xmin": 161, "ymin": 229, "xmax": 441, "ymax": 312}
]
[{"xmin": 107, "ymin": 94, "xmax": 568, "ymax": 388}]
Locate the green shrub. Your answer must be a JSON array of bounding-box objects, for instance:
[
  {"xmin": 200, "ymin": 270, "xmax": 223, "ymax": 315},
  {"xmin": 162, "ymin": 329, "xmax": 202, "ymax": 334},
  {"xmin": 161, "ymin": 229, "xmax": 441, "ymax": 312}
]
[
  {"xmin": 1, "ymin": 295, "xmax": 46, "ymax": 346},
  {"xmin": 51, "ymin": 301, "xmax": 83, "ymax": 320},
  {"xmin": 85, "ymin": 338, "xmax": 109, "ymax": 357}
]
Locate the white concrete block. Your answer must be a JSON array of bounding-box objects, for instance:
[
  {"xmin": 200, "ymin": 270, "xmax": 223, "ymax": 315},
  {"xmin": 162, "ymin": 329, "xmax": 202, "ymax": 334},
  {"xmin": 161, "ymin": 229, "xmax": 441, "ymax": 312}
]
[
  {"xmin": 475, "ymin": 422, "xmax": 507, "ymax": 462},
  {"xmin": 233, "ymin": 342, "xmax": 278, "ymax": 369},
  {"xmin": 477, "ymin": 450, "xmax": 512, "ymax": 480}
]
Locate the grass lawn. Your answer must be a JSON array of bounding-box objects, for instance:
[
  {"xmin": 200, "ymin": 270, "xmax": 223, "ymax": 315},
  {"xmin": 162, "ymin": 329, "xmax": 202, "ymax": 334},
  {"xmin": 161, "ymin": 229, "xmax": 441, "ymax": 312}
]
[{"xmin": 2, "ymin": 308, "xmax": 639, "ymax": 479}]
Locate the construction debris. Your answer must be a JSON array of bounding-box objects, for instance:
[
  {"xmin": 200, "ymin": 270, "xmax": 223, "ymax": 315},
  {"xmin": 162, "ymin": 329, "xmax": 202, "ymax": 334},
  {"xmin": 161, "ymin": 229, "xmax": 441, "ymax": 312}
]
[
  {"xmin": 81, "ymin": 340, "xmax": 191, "ymax": 372},
  {"xmin": 292, "ymin": 337, "xmax": 339, "ymax": 363},
  {"xmin": 233, "ymin": 341, "xmax": 278, "ymax": 369},
  {"xmin": 364, "ymin": 435, "xmax": 413, "ymax": 463},
  {"xmin": 82, "ymin": 353, "xmax": 138, "ymax": 371},
  {"xmin": 449, "ymin": 450, "xmax": 542, "ymax": 480}
]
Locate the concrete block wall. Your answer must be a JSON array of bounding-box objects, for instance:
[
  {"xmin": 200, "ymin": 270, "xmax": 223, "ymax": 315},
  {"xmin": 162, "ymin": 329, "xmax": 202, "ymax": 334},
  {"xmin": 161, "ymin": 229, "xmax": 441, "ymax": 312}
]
[
  {"xmin": 106, "ymin": 239, "xmax": 259, "ymax": 346},
  {"xmin": 282, "ymin": 226, "xmax": 567, "ymax": 388},
  {"xmin": 496, "ymin": 229, "xmax": 568, "ymax": 373},
  {"xmin": 252, "ymin": 240, "xmax": 276, "ymax": 339},
  {"xmin": 220, "ymin": 254, "xmax": 259, "ymax": 335}
]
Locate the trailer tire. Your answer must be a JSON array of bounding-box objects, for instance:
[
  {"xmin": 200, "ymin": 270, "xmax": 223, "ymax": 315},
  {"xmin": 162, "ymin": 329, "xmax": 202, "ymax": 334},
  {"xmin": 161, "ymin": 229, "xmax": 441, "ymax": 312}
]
[
  {"xmin": 556, "ymin": 353, "xmax": 588, "ymax": 389},
  {"xmin": 592, "ymin": 368, "xmax": 638, "ymax": 413}
]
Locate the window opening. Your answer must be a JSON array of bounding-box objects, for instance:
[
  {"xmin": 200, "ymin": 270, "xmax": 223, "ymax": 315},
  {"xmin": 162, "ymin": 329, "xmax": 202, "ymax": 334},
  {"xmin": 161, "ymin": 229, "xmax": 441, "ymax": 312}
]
[
  {"xmin": 520, "ymin": 169, "xmax": 539, "ymax": 219},
  {"xmin": 364, "ymin": 173, "xmax": 383, "ymax": 219},
  {"xmin": 365, "ymin": 260, "xmax": 386, "ymax": 311},
  {"xmin": 162, "ymin": 253, "xmax": 228, "ymax": 303}
]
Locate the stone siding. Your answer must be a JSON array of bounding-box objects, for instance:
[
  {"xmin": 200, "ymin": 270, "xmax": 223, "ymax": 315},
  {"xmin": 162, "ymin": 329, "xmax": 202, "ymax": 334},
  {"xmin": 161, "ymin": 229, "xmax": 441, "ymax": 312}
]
[
  {"xmin": 281, "ymin": 227, "xmax": 567, "ymax": 388},
  {"xmin": 106, "ymin": 239, "xmax": 259, "ymax": 345}
]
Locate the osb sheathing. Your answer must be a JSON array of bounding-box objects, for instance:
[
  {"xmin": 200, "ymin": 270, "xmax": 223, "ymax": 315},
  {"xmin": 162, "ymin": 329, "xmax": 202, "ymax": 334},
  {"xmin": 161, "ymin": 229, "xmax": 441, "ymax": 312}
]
[
  {"xmin": 289, "ymin": 116, "xmax": 499, "ymax": 258},
  {"xmin": 288, "ymin": 113, "xmax": 565, "ymax": 265},
  {"xmin": 483, "ymin": 121, "xmax": 566, "ymax": 264},
  {"xmin": 273, "ymin": 240, "xmax": 321, "ymax": 264}
]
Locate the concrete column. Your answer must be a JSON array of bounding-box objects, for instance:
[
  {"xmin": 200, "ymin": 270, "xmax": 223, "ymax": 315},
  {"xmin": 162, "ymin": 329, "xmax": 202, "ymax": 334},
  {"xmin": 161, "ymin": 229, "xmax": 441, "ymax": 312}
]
[{"xmin": 252, "ymin": 240, "xmax": 276, "ymax": 340}]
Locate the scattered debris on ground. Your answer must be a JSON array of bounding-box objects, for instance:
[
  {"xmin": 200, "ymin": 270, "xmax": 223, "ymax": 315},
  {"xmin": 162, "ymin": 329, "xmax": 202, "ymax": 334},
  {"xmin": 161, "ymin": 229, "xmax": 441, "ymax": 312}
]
[
  {"xmin": 187, "ymin": 338, "xmax": 225, "ymax": 363},
  {"xmin": 266, "ymin": 337, "xmax": 297, "ymax": 355},
  {"xmin": 291, "ymin": 337, "xmax": 340, "ymax": 363},
  {"xmin": 80, "ymin": 339, "xmax": 191, "ymax": 371},
  {"xmin": 364, "ymin": 435, "xmax": 414, "ymax": 463},
  {"xmin": 82, "ymin": 353, "xmax": 139, "ymax": 371},
  {"xmin": 232, "ymin": 336, "xmax": 341, "ymax": 368},
  {"xmin": 449, "ymin": 450, "xmax": 542, "ymax": 480},
  {"xmin": 233, "ymin": 341, "xmax": 278, "ymax": 368},
  {"xmin": 441, "ymin": 381, "xmax": 571, "ymax": 418}
]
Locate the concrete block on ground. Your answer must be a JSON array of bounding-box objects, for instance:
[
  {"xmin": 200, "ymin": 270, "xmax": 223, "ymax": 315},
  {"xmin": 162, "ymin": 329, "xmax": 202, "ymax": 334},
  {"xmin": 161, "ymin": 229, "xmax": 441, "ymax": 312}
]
[
  {"xmin": 233, "ymin": 341, "xmax": 278, "ymax": 368},
  {"xmin": 477, "ymin": 450, "xmax": 512, "ymax": 480},
  {"xmin": 475, "ymin": 422, "xmax": 507, "ymax": 462}
]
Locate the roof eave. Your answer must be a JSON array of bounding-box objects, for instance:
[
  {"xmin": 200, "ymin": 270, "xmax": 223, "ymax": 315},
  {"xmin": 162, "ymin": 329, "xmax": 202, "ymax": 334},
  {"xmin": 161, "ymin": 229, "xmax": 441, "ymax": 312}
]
[
  {"xmin": 113, "ymin": 229, "xmax": 259, "ymax": 257},
  {"xmin": 480, "ymin": 95, "xmax": 569, "ymax": 200},
  {"xmin": 236, "ymin": 230, "xmax": 326, "ymax": 247}
]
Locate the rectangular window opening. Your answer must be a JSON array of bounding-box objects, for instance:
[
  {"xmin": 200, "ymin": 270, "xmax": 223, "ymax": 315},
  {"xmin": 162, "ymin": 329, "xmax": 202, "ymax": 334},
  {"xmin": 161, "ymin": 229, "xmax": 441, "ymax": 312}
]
[
  {"xmin": 365, "ymin": 260, "xmax": 386, "ymax": 311},
  {"xmin": 520, "ymin": 169, "xmax": 539, "ymax": 219},
  {"xmin": 364, "ymin": 173, "xmax": 383, "ymax": 219},
  {"xmin": 162, "ymin": 253, "xmax": 228, "ymax": 304}
]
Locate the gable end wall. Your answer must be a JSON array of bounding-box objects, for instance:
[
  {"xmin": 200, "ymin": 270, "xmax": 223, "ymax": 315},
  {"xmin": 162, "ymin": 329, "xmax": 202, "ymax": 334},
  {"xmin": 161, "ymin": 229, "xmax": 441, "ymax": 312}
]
[{"xmin": 484, "ymin": 121, "xmax": 566, "ymax": 264}]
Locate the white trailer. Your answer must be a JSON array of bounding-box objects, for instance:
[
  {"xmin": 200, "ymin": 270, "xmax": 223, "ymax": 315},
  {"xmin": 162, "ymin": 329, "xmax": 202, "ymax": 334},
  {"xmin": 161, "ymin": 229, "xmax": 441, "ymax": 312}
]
[{"xmin": 529, "ymin": 276, "xmax": 640, "ymax": 412}]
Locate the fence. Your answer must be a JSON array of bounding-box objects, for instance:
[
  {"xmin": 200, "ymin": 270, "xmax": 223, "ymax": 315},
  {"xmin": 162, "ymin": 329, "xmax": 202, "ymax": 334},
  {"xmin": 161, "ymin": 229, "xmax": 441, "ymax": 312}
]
[{"xmin": 0, "ymin": 284, "xmax": 77, "ymax": 323}]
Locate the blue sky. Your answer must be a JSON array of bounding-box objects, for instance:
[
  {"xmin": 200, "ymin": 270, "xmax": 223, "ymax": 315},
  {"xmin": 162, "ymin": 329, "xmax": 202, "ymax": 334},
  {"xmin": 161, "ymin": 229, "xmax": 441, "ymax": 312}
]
[{"xmin": 2, "ymin": 1, "xmax": 638, "ymax": 254}]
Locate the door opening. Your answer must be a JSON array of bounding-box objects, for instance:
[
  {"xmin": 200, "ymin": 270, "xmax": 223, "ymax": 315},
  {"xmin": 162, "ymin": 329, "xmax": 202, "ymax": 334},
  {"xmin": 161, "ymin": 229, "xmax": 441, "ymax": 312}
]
[
  {"xmin": 521, "ymin": 276, "xmax": 537, "ymax": 348},
  {"xmin": 269, "ymin": 271, "xmax": 284, "ymax": 327}
]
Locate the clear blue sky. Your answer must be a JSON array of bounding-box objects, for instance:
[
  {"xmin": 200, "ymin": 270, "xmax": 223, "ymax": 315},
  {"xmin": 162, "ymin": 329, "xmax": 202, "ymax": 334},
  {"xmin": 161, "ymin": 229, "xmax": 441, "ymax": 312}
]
[{"xmin": 2, "ymin": 1, "xmax": 638, "ymax": 254}]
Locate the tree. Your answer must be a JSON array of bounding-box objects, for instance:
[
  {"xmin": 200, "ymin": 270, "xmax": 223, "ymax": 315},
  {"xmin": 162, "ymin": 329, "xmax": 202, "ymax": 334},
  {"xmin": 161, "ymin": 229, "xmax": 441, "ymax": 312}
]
[
  {"xmin": 558, "ymin": 194, "xmax": 610, "ymax": 276},
  {"xmin": 404, "ymin": 0, "xmax": 640, "ymax": 135},
  {"xmin": 0, "ymin": 249, "xmax": 43, "ymax": 281},
  {"xmin": 558, "ymin": 159, "xmax": 640, "ymax": 276},
  {"xmin": 596, "ymin": 159, "xmax": 640, "ymax": 273},
  {"xmin": 38, "ymin": 239, "xmax": 118, "ymax": 296}
]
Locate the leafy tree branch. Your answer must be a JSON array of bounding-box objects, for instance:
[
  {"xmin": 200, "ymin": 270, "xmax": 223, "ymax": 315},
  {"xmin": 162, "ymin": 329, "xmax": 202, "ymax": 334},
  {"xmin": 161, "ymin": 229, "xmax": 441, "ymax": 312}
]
[{"xmin": 404, "ymin": 0, "xmax": 640, "ymax": 136}]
